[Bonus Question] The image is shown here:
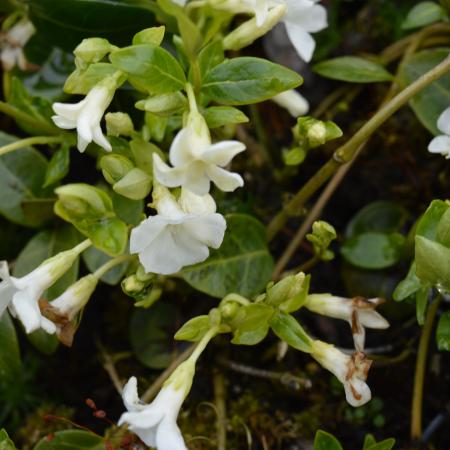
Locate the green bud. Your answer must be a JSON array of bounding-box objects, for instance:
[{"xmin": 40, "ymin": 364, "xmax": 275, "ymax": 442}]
[
  {"xmin": 294, "ymin": 117, "xmax": 343, "ymax": 149},
  {"xmin": 283, "ymin": 146, "xmax": 307, "ymax": 166},
  {"xmin": 100, "ymin": 154, "xmax": 135, "ymax": 184},
  {"xmin": 136, "ymin": 265, "xmax": 156, "ymax": 282},
  {"xmin": 74, "ymin": 38, "xmax": 115, "ymax": 69},
  {"xmin": 223, "ymin": 4, "xmax": 286, "ymax": 51},
  {"xmin": 113, "ymin": 168, "xmax": 152, "ymax": 200},
  {"xmin": 122, "ymin": 274, "xmax": 147, "ymax": 297},
  {"xmin": 105, "ymin": 112, "xmax": 134, "ymax": 137},
  {"xmin": 135, "ymin": 92, "xmax": 187, "ymax": 116},
  {"xmin": 220, "ymin": 301, "xmax": 240, "ymax": 320},
  {"xmin": 306, "ymin": 220, "xmax": 337, "ymax": 260},
  {"xmin": 265, "ymin": 272, "xmax": 310, "ymax": 313}
]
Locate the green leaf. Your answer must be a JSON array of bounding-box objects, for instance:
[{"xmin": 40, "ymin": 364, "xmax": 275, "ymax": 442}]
[
  {"xmin": 0, "ymin": 429, "xmax": 17, "ymax": 450},
  {"xmin": 181, "ymin": 214, "xmax": 274, "ymax": 298},
  {"xmin": 110, "ymin": 44, "xmax": 186, "ymax": 94},
  {"xmin": 437, "ymin": 310, "xmax": 450, "ymax": 351},
  {"xmin": 0, "ymin": 314, "xmax": 21, "ymax": 385},
  {"xmin": 231, "ymin": 304, "xmax": 274, "ymax": 345},
  {"xmin": 111, "ymin": 190, "xmax": 144, "ymax": 226},
  {"xmin": 133, "ymin": 26, "xmax": 165, "ymax": 45},
  {"xmin": 198, "ymin": 40, "xmax": 225, "ymax": 80},
  {"xmin": 436, "ymin": 207, "xmax": 450, "ymax": 247},
  {"xmin": 44, "ymin": 145, "xmax": 70, "ymax": 187},
  {"xmin": 314, "ymin": 430, "xmax": 343, "ymax": 450},
  {"xmin": 341, "ymin": 232, "xmax": 405, "ymax": 269},
  {"xmin": 203, "ymin": 106, "xmax": 249, "ymax": 129},
  {"xmin": 202, "ymin": 57, "xmax": 303, "ymax": 105},
  {"xmin": 0, "ymin": 132, "xmax": 53, "ymax": 227},
  {"xmin": 313, "ymin": 57, "xmax": 393, "ymax": 83},
  {"xmin": 415, "ymin": 236, "xmax": 450, "ymax": 290},
  {"xmin": 416, "ymin": 200, "xmax": 449, "ymax": 240},
  {"xmin": 64, "ymin": 63, "xmax": 118, "ymax": 95},
  {"xmin": 270, "ymin": 313, "xmax": 312, "ymax": 353},
  {"xmin": 29, "ymin": 0, "xmax": 158, "ymax": 52},
  {"xmin": 399, "ymin": 48, "xmax": 450, "ymax": 135},
  {"xmin": 363, "ymin": 435, "xmax": 377, "ymax": 448},
  {"xmin": 175, "ymin": 316, "xmax": 211, "ymax": 342},
  {"xmin": 82, "ymin": 247, "xmax": 130, "ymax": 285},
  {"xmin": 130, "ymin": 302, "xmax": 179, "ymax": 369},
  {"xmin": 365, "ymin": 438, "xmax": 396, "ymax": 450},
  {"xmin": 415, "ymin": 285, "xmax": 430, "ymax": 325},
  {"xmin": 402, "ymin": 2, "xmax": 446, "ymax": 29},
  {"xmin": 345, "ymin": 201, "xmax": 409, "ymax": 238},
  {"xmin": 34, "ymin": 430, "xmax": 106, "ymax": 450}
]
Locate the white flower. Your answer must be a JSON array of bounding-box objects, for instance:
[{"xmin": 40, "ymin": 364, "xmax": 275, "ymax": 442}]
[
  {"xmin": 272, "ymin": 90, "xmax": 309, "ymax": 117},
  {"xmin": 153, "ymin": 111, "xmax": 246, "ymax": 195},
  {"xmin": 0, "ymin": 19, "xmax": 35, "ymax": 71},
  {"xmin": 130, "ymin": 186, "xmax": 226, "ymax": 275},
  {"xmin": 52, "ymin": 81, "xmax": 116, "ymax": 153},
  {"xmin": 311, "ymin": 341, "xmax": 372, "ymax": 407},
  {"xmin": 276, "ymin": 0, "xmax": 328, "ymax": 62},
  {"xmin": 305, "ymin": 294, "xmax": 389, "ymax": 351},
  {"xmin": 118, "ymin": 374, "xmax": 190, "ymax": 450},
  {"xmin": 0, "ymin": 240, "xmax": 90, "ymax": 334},
  {"xmin": 428, "ymin": 107, "xmax": 450, "ymax": 158}
]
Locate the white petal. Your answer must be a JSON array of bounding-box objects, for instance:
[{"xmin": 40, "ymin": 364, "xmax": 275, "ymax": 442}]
[
  {"xmin": 0, "ymin": 280, "xmax": 15, "ymax": 319},
  {"xmin": 182, "ymin": 214, "xmax": 227, "ymax": 249},
  {"xmin": 344, "ymin": 378, "xmax": 371, "ymax": 407},
  {"xmin": 272, "ymin": 90, "xmax": 309, "ymax": 117},
  {"xmin": 122, "ymin": 377, "xmax": 144, "ymax": 412},
  {"xmin": 0, "ymin": 47, "xmax": 19, "ymax": 70},
  {"xmin": 156, "ymin": 417, "xmax": 187, "ymax": 450},
  {"xmin": 202, "ymin": 141, "xmax": 246, "ymax": 166},
  {"xmin": 130, "ymin": 217, "xmax": 168, "ymax": 255},
  {"xmin": 11, "ymin": 288, "xmax": 42, "ymax": 334},
  {"xmin": 179, "ymin": 189, "xmax": 217, "ymax": 214},
  {"xmin": 428, "ymin": 135, "xmax": 450, "ymax": 157},
  {"xmin": 52, "ymin": 115, "xmax": 77, "ymax": 129},
  {"xmin": 437, "ymin": 107, "xmax": 450, "ymax": 136},
  {"xmin": 53, "ymin": 100, "xmax": 85, "ymax": 119},
  {"xmin": 118, "ymin": 409, "xmax": 163, "ymax": 430},
  {"xmin": 286, "ymin": 1, "xmax": 328, "ymax": 33},
  {"xmin": 358, "ymin": 309, "xmax": 390, "ymax": 329},
  {"xmin": 183, "ymin": 163, "xmax": 211, "ymax": 196},
  {"xmin": 284, "ymin": 22, "xmax": 316, "ymax": 62},
  {"xmin": 153, "ymin": 154, "xmax": 187, "ymax": 188},
  {"xmin": 205, "ymin": 165, "xmax": 244, "ymax": 192},
  {"xmin": 77, "ymin": 111, "xmax": 94, "ymax": 145},
  {"xmin": 169, "ymin": 128, "xmax": 196, "ymax": 167},
  {"xmin": 77, "ymin": 134, "xmax": 90, "ymax": 153},
  {"xmin": 41, "ymin": 316, "xmax": 57, "ymax": 334},
  {"xmin": 253, "ymin": 0, "xmax": 270, "ymax": 27},
  {"xmin": 92, "ymin": 126, "xmax": 112, "ymax": 152}
]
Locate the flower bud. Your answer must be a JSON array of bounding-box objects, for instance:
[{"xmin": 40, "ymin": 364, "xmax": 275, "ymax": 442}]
[
  {"xmin": 272, "ymin": 90, "xmax": 309, "ymax": 117},
  {"xmin": 135, "ymin": 92, "xmax": 187, "ymax": 116},
  {"xmin": 223, "ymin": 4, "xmax": 286, "ymax": 51},
  {"xmin": 105, "ymin": 112, "xmax": 134, "ymax": 137},
  {"xmin": 74, "ymin": 38, "xmax": 116, "ymax": 69},
  {"xmin": 113, "ymin": 168, "xmax": 152, "ymax": 200},
  {"xmin": 265, "ymin": 272, "xmax": 310, "ymax": 312},
  {"xmin": 101, "ymin": 154, "xmax": 135, "ymax": 184},
  {"xmin": 294, "ymin": 117, "xmax": 343, "ymax": 149}
]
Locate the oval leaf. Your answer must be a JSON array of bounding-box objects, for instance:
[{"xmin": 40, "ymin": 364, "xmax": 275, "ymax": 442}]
[
  {"xmin": 313, "ymin": 56, "xmax": 393, "ymax": 83},
  {"xmin": 402, "ymin": 2, "xmax": 446, "ymax": 30},
  {"xmin": 34, "ymin": 430, "xmax": 106, "ymax": 450}
]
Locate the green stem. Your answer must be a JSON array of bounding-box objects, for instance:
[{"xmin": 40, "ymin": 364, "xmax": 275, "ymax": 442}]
[
  {"xmin": 0, "ymin": 135, "xmax": 65, "ymax": 156},
  {"xmin": 0, "ymin": 101, "xmax": 60, "ymax": 135},
  {"xmin": 185, "ymin": 83, "xmax": 199, "ymax": 113},
  {"xmin": 73, "ymin": 239, "xmax": 92, "ymax": 254},
  {"xmin": 411, "ymin": 295, "xmax": 441, "ymax": 443},
  {"xmin": 267, "ymin": 54, "xmax": 450, "ymax": 241},
  {"xmin": 93, "ymin": 255, "xmax": 132, "ymax": 279},
  {"xmin": 190, "ymin": 326, "xmax": 219, "ymax": 363}
]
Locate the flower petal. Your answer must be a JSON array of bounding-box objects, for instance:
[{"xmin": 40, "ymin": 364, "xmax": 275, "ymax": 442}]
[
  {"xmin": 52, "ymin": 115, "xmax": 77, "ymax": 130},
  {"xmin": 156, "ymin": 417, "xmax": 188, "ymax": 450},
  {"xmin": 0, "ymin": 280, "xmax": 15, "ymax": 319},
  {"xmin": 53, "ymin": 101, "xmax": 85, "ymax": 119},
  {"xmin": 122, "ymin": 376, "xmax": 145, "ymax": 412},
  {"xmin": 130, "ymin": 216, "xmax": 168, "ymax": 255},
  {"xmin": 428, "ymin": 135, "xmax": 450, "ymax": 157},
  {"xmin": 182, "ymin": 214, "xmax": 227, "ymax": 249},
  {"xmin": 169, "ymin": 128, "xmax": 195, "ymax": 167},
  {"xmin": 183, "ymin": 163, "xmax": 211, "ymax": 196},
  {"xmin": 205, "ymin": 165, "xmax": 244, "ymax": 192},
  {"xmin": 286, "ymin": 0, "xmax": 328, "ymax": 33},
  {"xmin": 284, "ymin": 21, "xmax": 316, "ymax": 62},
  {"xmin": 358, "ymin": 309, "xmax": 390, "ymax": 329},
  {"xmin": 202, "ymin": 141, "xmax": 246, "ymax": 167},
  {"xmin": 344, "ymin": 378, "xmax": 371, "ymax": 407},
  {"xmin": 437, "ymin": 107, "xmax": 450, "ymax": 136},
  {"xmin": 118, "ymin": 409, "xmax": 163, "ymax": 431},
  {"xmin": 153, "ymin": 154, "xmax": 187, "ymax": 188},
  {"xmin": 92, "ymin": 125, "xmax": 112, "ymax": 152},
  {"xmin": 11, "ymin": 288, "xmax": 42, "ymax": 334}
]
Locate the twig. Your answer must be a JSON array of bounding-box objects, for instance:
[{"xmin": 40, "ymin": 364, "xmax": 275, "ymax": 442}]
[
  {"xmin": 99, "ymin": 346, "xmax": 124, "ymax": 395},
  {"xmin": 213, "ymin": 370, "xmax": 227, "ymax": 450}
]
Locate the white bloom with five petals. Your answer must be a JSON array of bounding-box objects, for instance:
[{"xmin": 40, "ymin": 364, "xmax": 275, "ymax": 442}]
[
  {"xmin": 119, "ymin": 373, "xmax": 190, "ymax": 450},
  {"xmin": 428, "ymin": 107, "xmax": 450, "ymax": 158},
  {"xmin": 0, "ymin": 240, "xmax": 91, "ymax": 334},
  {"xmin": 52, "ymin": 80, "xmax": 117, "ymax": 153},
  {"xmin": 311, "ymin": 341, "xmax": 372, "ymax": 407},
  {"xmin": 130, "ymin": 186, "xmax": 226, "ymax": 275},
  {"xmin": 0, "ymin": 19, "xmax": 35, "ymax": 71},
  {"xmin": 153, "ymin": 111, "xmax": 246, "ymax": 195}
]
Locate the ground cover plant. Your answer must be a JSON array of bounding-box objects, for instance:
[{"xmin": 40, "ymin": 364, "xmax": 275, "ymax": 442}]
[{"xmin": 0, "ymin": 0, "xmax": 449, "ymax": 449}]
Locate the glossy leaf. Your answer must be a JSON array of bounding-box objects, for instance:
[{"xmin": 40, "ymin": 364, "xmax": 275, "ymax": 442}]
[
  {"xmin": 399, "ymin": 48, "xmax": 450, "ymax": 135},
  {"xmin": 231, "ymin": 304, "xmax": 274, "ymax": 345},
  {"xmin": 203, "ymin": 106, "xmax": 249, "ymax": 129},
  {"xmin": 182, "ymin": 214, "xmax": 274, "ymax": 298},
  {"xmin": 43, "ymin": 144, "xmax": 70, "ymax": 187},
  {"xmin": 175, "ymin": 316, "xmax": 211, "ymax": 342},
  {"xmin": 314, "ymin": 430, "xmax": 343, "ymax": 450},
  {"xmin": 402, "ymin": 2, "xmax": 446, "ymax": 29},
  {"xmin": 436, "ymin": 310, "xmax": 450, "ymax": 351},
  {"xmin": 270, "ymin": 313, "xmax": 312, "ymax": 353},
  {"xmin": 202, "ymin": 57, "xmax": 303, "ymax": 105},
  {"xmin": 415, "ymin": 199, "xmax": 448, "ymax": 240},
  {"xmin": 313, "ymin": 57, "xmax": 393, "ymax": 83}
]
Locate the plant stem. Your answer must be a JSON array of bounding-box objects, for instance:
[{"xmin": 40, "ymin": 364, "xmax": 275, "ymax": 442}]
[
  {"xmin": 93, "ymin": 255, "xmax": 132, "ymax": 279},
  {"xmin": 411, "ymin": 295, "xmax": 441, "ymax": 443},
  {"xmin": 213, "ymin": 370, "xmax": 227, "ymax": 450},
  {"xmin": 267, "ymin": 54, "xmax": 450, "ymax": 241},
  {"xmin": 0, "ymin": 101, "xmax": 60, "ymax": 135},
  {"xmin": 0, "ymin": 135, "xmax": 65, "ymax": 156}
]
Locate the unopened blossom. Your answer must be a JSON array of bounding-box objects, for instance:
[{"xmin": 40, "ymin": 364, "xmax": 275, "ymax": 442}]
[
  {"xmin": 311, "ymin": 340, "xmax": 372, "ymax": 407},
  {"xmin": 119, "ymin": 362, "xmax": 195, "ymax": 449},
  {"xmin": 52, "ymin": 77, "xmax": 119, "ymax": 153},
  {"xmin": 305, "ymin": 294, "xmax": 389, "ymax": 351},
  {"xmin": 0, "ymin": 19, "xmax": 35, "ymax": 71},
  {"xmin": 272, "ymin": 90, "xmax": 309, "ymax": 117},
  {"xmin": 428, "ymin": 107, "xmax": 450, "ymax": 158},
  {"xmin": 130, "ymin": 186, "xmax": 226, "ymax": 275},
  {"xmin": 153, "ymin": 111, "xmax": 246, "ymax": 195},
  {"xmin": 0, "ymin": 240, "xmax": 91, "ymax": 334}
]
